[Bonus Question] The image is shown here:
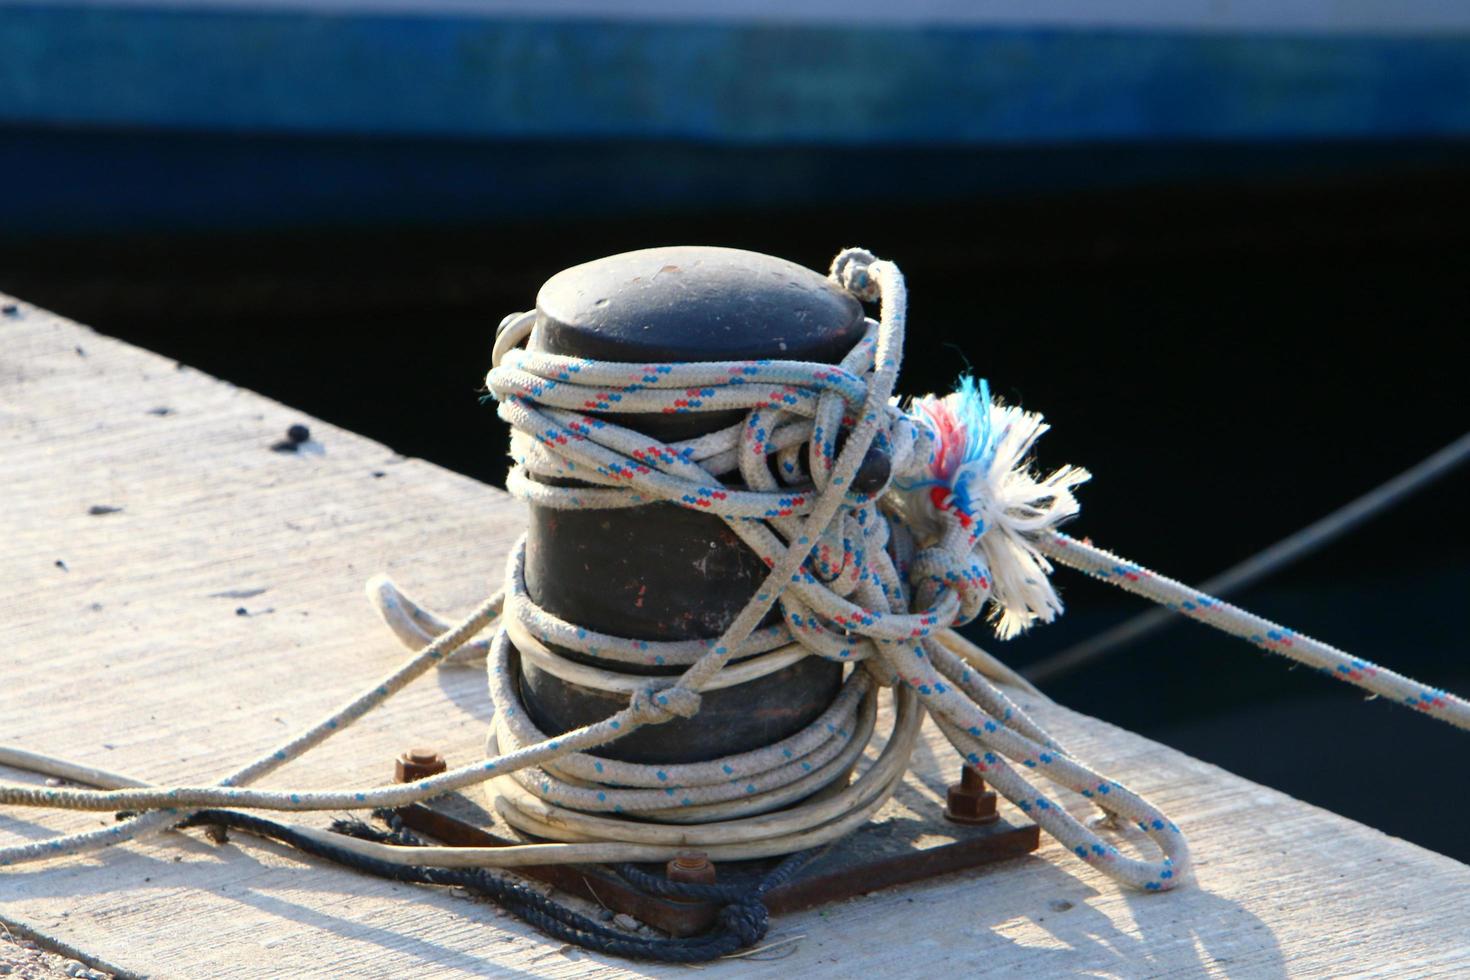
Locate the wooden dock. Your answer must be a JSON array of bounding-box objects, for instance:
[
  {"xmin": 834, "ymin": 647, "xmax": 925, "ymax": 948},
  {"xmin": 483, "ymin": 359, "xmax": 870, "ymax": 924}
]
[{"xmin": 3, "ymin": 295, "xmax": 1468, "ymax": 977}]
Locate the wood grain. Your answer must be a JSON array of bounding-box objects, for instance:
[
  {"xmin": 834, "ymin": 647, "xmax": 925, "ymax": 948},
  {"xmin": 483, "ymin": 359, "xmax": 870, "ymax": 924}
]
[{"xmin": 2, "ymin": 296, "xmax": 1466, "ymax": 978}]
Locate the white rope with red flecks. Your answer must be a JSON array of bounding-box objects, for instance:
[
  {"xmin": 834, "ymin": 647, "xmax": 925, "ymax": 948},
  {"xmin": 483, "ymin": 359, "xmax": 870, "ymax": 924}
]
[{"xmin": 2, "ymin": 249, "xmax": 1464, "ymax": 898}]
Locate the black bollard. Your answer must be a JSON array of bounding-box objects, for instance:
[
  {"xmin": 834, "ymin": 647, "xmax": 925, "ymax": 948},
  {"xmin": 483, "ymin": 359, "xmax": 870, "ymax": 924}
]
[{"xmin": 516, "ymin": 246, "xmax": 866, "ymax": 764}]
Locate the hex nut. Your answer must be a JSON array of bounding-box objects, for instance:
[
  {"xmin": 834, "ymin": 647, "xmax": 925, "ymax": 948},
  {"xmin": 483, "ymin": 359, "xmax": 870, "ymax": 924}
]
[
  {"xmin": 395, "ymin": 747, "xmax": 448, "ymax": 783},
  {"xmin": 944, "ymin": 764, "xmax": 999, "ymax": 826},
  {"xmin": 666, "ymin": 852, "xmax": 717, "ymax": 886}
]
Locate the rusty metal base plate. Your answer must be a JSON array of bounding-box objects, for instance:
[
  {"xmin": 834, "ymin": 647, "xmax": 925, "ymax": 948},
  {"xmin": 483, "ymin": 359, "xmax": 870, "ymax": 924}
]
[{"xmin": 393, "ymin": 793, "xmax": 1039, "ymax": 937}]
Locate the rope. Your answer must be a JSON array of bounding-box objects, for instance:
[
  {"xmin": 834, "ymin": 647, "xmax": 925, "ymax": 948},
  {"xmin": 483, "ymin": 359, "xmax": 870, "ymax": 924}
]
[
  {"xmin": 4, "ymin": 248, "xmax": 1465, "ymax": 911},
  {"xmin": 174, "ymin": 809, "xmax": 804, "ymax": 963},
  {"xmin": 1039, "ymin": 533, "xmax": 1470, "ymax": 727},
  {"xmin": 1026, "ymin": 430, "xmax": 1470, "ymax": 682},
  {"xmin": 0, "ymin": 593, "xmax": 504, "ymax": 867}
]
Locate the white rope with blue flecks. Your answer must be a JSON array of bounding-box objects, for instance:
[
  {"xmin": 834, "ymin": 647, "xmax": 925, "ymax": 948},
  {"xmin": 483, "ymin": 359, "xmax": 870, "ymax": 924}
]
[{"xmin": 2, "ymin": 248, "xmax": 1465, "ymax": 896}]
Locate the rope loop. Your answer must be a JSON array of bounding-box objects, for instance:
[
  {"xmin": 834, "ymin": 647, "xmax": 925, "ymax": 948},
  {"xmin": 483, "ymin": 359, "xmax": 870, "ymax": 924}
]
[{"xmin": 830, "ymin": 246, "xmax": 881, "ymax": 301}]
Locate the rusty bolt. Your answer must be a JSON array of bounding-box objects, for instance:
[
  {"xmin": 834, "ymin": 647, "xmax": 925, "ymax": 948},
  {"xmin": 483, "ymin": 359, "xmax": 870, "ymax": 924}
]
[
  {"xmin": 395, "ymin": 746, "xmax": 447, "ymax": 783},
  {"xmin": 944, "ymin": 764, "xmax": 999, "ymax": 826},
  {"xmin": 666, "ymin": 852, "xmax": 717, "ymax": 886}
]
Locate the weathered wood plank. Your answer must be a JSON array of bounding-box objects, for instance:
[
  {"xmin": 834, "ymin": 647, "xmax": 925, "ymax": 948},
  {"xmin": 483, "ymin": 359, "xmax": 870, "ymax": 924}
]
[{"xmin": 2, "ymin": 296, "xmax": 1467, "ymax": 978}]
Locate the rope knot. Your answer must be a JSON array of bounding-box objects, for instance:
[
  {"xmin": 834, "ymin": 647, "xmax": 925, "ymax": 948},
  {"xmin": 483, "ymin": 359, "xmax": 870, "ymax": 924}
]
[
  {"xmin": 628, "ymin": 685, "xmax": 703, "ymax": 724},
  {"xmin": 894, "ymin": 376, "xmax": 1089, "ymax": 637},
  {"xmin": 907, "ymin": 539, "xmax": 991, "ymax": 626},
  {"xmin": 717, "ymin": 897, "xmax": 770, "ymax": 946},
  {"xmin": 830, "ymin": 247, "xmax": 881, "ymax": 301}
]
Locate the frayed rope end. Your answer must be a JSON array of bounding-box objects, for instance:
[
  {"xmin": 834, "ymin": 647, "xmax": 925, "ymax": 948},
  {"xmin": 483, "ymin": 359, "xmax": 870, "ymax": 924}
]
[{"xmin": 901, "ymin": 376, "xmax": 1090, "ymax": 638}]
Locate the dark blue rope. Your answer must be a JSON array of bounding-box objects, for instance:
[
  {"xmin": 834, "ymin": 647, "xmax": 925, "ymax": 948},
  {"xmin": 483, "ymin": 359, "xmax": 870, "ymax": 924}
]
[
  {"xmin": 612, "ymin": 847, "xmax": 819, "ymax": 903},
  {"xmin": 178, "ymin": 809, "xmax": 805, "ymax": 962}
]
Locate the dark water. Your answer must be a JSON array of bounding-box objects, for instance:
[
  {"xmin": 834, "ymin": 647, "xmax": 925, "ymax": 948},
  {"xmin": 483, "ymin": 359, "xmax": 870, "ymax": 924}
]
[{"xmin": 5, "ymin": 165, "xmax": 1468, "ymax": 859}]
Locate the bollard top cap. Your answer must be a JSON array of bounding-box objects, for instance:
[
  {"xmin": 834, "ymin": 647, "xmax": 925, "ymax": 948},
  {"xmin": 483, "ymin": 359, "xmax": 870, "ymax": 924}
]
[{"xmin": 534, "ymin": 246, "xmax": 866, "ymax": 364}]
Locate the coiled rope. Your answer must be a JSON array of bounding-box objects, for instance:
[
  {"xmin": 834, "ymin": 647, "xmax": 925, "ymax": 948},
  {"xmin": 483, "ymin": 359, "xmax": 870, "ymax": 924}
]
[{"xmin": 3, "ymin": 249, "xmax": 1466, "ymax": 906}]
